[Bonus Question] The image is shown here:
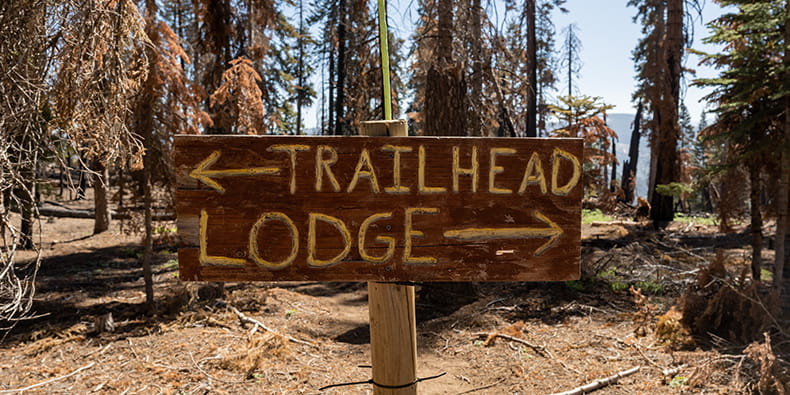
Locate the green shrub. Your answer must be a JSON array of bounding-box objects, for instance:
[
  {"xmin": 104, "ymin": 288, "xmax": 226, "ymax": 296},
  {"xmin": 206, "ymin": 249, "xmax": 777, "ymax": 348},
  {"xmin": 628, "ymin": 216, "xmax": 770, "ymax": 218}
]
[{"xmin": 582, "ymin": 209, "xmax": 613, "ymax": 224}]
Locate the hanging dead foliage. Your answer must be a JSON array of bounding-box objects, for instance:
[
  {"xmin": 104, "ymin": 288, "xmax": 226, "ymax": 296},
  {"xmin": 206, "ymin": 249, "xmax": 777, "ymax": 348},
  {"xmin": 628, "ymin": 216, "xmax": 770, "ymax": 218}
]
[
  {"xmin": 209, "ymin": 57, "xmax": 266, "ymax": 135},
  {"xmin": 53, "ymin": 0, "xmax": 150, "ymax": 167}
]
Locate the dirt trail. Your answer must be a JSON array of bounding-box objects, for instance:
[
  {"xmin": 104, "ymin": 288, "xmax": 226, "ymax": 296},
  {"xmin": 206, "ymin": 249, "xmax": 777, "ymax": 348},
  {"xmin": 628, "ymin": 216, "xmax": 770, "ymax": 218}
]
[{"xmin": 1, "ymin": 200, "xmax": 787, "ymax": 394}]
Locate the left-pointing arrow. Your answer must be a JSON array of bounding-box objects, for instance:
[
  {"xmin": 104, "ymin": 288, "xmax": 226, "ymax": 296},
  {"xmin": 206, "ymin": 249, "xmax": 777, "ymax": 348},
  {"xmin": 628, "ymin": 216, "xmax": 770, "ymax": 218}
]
[{"xmin": 189, "ymin": 150, "xmax": 280, "ymax": 194}]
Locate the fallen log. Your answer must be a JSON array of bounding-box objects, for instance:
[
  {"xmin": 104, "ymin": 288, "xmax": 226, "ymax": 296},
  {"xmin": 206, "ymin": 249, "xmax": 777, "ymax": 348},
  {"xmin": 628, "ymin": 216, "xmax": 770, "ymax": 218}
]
[
  {"xmin": 34, "ymin": 204, "xmax": 175, "ymax": 221},
  {"xmin": 37, "ymin": 205, "xmax": 94, "ymax": 219}
]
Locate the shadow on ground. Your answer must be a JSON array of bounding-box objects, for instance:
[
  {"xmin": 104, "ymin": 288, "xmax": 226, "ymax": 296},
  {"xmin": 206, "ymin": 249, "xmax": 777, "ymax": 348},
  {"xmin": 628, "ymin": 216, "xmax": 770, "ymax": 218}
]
[{"xmin": 2, "ymin": 242, "xmax": 187, "ymax": 346}]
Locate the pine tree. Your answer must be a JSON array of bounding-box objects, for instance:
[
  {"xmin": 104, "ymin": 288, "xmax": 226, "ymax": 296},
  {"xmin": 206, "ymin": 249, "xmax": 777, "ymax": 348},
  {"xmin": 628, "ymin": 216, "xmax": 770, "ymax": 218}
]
[
  {"xmin": 549, "ymin": 95, "xmax": 618, "ymax": 195},
  {"xmin": 295, "ymin": 0, "xmax": 314, "ymax": 134},
  {"xmin": 560, "ymin": 23, "xmax": 582, "ymax": 98},
  {"xmin": 312, "ymin": 0, "xmax": 396, "ymax": 134},
  {"xmin": 780, "ymin": 0, "xmax": 789, "ymax": 293},
  {"xmin": 677, "ymin": 103, "xmax": 695, "ymax": 211},
  {"xmin": 629, "ymin": 0, "xmax": 689, "ymax": 226},
  {"xmin": 500, "ymin": 0, "xmax": 566, "ymax": 136},
  {"xmin": 427, "ymin": 0, "xmax": 467, "ymax": 136},
  {"xmin": 54, "ymin": 0, "xmax": 150, "ymax": 235},
  {"xmin": 694, "ymin": 0, "xmax": 786, "ymax": 286},
  {"xmin": 134, "ymin": 0, "xmax": 207, "ymax": 308},
  {"xmin": 210, "ymin": 57, "xmax": 266, "ymax": 134},
  {"xmin": 526, "ymin": 0, "xmax": 538, "ymax": 137},
  {"xmin": 535, "ymin": 1, "xmax": 566, "ymax": 135}
]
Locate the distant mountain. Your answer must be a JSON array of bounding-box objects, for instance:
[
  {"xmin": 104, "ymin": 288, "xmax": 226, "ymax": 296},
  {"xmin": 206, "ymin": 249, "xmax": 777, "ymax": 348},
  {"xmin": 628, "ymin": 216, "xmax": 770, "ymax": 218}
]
[{"xmin": 605, "ymin": 113, "xmax": 649, "ymax": 199}]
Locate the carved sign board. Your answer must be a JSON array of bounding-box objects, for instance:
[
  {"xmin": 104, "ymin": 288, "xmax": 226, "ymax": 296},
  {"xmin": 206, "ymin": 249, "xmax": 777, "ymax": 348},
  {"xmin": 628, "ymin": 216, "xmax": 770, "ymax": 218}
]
[{"xmin": 174, "ymin": 135, "xmax": 582, "ymax": 282}]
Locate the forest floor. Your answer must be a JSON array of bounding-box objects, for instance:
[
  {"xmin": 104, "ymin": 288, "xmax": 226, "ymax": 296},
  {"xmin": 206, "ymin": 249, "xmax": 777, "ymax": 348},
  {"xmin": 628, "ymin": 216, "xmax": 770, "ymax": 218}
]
[{"xmin": 1, "ymin": 193, "xmax": 789, "ymax": 394}]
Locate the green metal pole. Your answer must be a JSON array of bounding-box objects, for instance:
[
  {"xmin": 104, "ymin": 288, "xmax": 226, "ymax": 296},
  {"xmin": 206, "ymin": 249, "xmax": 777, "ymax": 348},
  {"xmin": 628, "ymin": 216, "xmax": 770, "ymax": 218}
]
[{"xmin": 377, "ymin": 0, "xmax": 392, "ymax": 120}]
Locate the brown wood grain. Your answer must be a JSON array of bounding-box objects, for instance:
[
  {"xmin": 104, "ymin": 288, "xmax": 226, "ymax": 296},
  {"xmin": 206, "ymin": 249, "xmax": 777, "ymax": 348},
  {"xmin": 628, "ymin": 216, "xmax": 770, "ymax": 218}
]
[{"xmin": 175, "ymin": 135, "xmax": 582, "ymax": 282}]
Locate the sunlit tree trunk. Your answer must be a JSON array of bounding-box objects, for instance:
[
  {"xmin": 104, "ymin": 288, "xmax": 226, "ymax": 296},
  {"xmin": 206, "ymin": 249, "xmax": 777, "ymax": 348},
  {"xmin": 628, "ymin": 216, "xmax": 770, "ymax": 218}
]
[
  {"xmin": 93, "ymin": 159, "xmax": 111, "ymax": 234},
  {"xmin": 650, "ymin": 0, "xmax": 682, "ymax": 226},
  {"xmin": 424, "ymin": 0, "xmax": 465, "ymax": 137}
]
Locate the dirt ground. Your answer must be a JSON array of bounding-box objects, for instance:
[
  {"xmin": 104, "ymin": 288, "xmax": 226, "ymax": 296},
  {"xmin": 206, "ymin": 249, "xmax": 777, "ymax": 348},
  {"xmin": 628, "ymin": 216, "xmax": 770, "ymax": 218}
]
[{"xmin": 1, "ymin": 194, "xmax": 788, "ymax": 394}]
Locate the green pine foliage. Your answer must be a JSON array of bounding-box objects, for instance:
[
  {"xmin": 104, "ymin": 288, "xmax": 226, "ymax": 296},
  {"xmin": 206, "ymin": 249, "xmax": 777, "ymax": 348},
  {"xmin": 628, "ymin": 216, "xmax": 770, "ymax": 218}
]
[{"xmin": 692, "ymin": 0, "xmax": 786, "ymax": 217}]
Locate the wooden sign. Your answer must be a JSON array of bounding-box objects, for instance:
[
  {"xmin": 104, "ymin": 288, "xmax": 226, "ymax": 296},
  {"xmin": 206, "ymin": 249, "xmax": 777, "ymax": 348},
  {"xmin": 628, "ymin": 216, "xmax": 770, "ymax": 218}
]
[{"xmin": 174, "ymin": 135, "xmax": 582, "ymax": 282}]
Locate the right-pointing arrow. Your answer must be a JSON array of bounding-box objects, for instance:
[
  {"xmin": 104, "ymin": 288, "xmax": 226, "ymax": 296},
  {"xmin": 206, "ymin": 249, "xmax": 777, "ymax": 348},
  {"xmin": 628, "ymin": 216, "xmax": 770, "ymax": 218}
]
[{"xmin": 442, "ymin": 210, "xmax": 563, "ymax": 256}]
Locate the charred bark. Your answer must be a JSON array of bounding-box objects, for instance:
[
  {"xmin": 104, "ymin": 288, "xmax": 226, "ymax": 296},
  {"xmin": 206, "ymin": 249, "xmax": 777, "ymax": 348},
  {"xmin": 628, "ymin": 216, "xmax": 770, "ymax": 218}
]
[
  {"xmin": 296, "ymin": 0, "xmax": 305, "ymax": 135},
  {"xmin": 468, "ymin": 0, "xmax": 484, "ymax": 136},
  {"xmin": 749, "ymin": 163, "xmax": 763, "ymax": 281},
  {"xmin": 621, "ymin": 101, "xmax": 643, "ymax": 204},
  {"xmin": 142, "ymin": 146, "xmax": 155, "ymax": 311},
  {"xmin": 650, "ymin": 0, "xmax": 683, "ymax": 226},
  {"xmin": 610, "ymin": 138, "xmax": 617, "ymax": 192},
  {"xmin": 327, "ymin": 4, "xmax": 335, "ymax": 135},
  {"xmin": 525, "ymin": 0, "xmax": 537, "ymax": 138},
  {"xmin": 776, "ymin": 0, "xmax": 789, "ymax": 294},
  {"xmin": 333, "ymin": 0, "xmax": 347, "ymax": 135}
]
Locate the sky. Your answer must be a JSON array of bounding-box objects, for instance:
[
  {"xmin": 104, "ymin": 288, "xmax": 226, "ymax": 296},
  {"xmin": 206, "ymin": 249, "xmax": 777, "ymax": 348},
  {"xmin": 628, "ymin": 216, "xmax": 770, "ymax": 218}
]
[{"xmin": 548, "ymin": 0, "xmax": 726, "ymax": 124}]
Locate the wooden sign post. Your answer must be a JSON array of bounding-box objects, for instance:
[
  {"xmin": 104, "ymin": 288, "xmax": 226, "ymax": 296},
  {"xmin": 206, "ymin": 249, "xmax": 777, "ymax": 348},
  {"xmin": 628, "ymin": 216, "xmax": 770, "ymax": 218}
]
[
  {"xmin": 360, "ymin": 120, "xmax": 417, "ymax": 394},
  {"xmin": 174, "ymin": 131, "xmax": 582, "ymax": 392}
]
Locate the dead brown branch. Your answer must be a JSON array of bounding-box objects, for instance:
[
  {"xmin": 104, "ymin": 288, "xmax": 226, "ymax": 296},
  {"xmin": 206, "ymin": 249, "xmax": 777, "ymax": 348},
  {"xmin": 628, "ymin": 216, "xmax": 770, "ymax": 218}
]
[
  {"xmin": 0, "ymin": 362, "xmax": 95, "ymax": 394},
  {"xmin": 456, "ymin": 377, "xmax": 506, "ymax": 394},
  {"xmin": 471, "ymin": 332, "xmax": 553, "ymax": 358},
  {"xmin": 228, "ymin": 305, "xmax": 316, "ymax": 348},
  {"xmin": 0, "ymin": 0, "xmax": 51, "ymax": 325},
  {"xmin": 549, "ymin": 366, "xmax": 641, "ymax": 395}
]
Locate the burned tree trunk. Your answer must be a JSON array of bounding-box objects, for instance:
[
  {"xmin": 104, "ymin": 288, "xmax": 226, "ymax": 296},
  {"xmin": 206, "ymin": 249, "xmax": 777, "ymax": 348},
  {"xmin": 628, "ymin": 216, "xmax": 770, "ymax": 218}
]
[
  {"xmin": 749, "ymin": 163, "xmax": 763, "ymax": 281},
  {"xmin": 525, "ymin": 0, "xmax": 537, "ymax": 138},
  {"xmin": 621, "ymin": 101, "xmax": 643, "ymax": 204},
  {"xmin": 610, "ymin": 137, "xmax": 617, "ymax": 192},
  {"xmin": 649, "ymin": 0, "xmax": 683, "ymax": 226},
  {"xmin": 468, "ymin": 0, "xmax": 484, "ymax": 137},
  {"xmin": 333, "ymin": 0, "xmax": 347, "ymax": 135},
  {"xmin": 327, "ymin": 3, "xmax": 336, "ymax": 135},
  {"xmin": 776, "ymin": 0, "xmax": 789, "ymax": 296}
]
